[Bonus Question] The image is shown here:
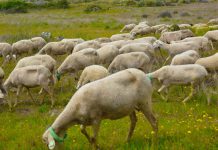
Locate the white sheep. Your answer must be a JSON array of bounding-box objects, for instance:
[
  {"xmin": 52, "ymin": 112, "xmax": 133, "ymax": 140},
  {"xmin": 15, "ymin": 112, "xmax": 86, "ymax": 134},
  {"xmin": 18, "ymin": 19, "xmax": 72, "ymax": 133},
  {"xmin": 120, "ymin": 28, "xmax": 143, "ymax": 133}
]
[
  {"xmin": 153, "ymin": 40, "xmax": 201, "ymax": 65},
  {"xmin": 147, "ymin": 64, "xmax": 208, "ymax": 103},
  {"xmin": 170, "ymin": 36, "xmax": 214, "ymax": 51},
  {"xmin": 110, "ymin": 33, "xmax": 135, "ymax": 41},
  {"xmin": 0, "ymin": 43, "xmax": 13, "ymax": 66},
  {"xmin": 96, "ymin": 45, "xmax": 119, "ymax": 65},
  {"xmin": 76, "ymin": 65, "xmax": 109, "ymax": 89},
  {"xmin": 120, "ymin": 23, "xmax": 136, "ymax": 32},
  {"xmin": 61, "ymin": 38, "xmax": 84, "ymax": 44},
  {"xmin": 151, "ymin": 24, "xmax": 169, "ymax": 33},
  {"xmin": 12, "ymin": 39, "xmax": 35, "ymax": 57},
  {"xmin": 170, "ymin": 50, "xmax": 200, "ymax": 65},
  {"xmin": 101, "ymin": 40, "xmax": 129, "ymax": 49},
  {"xmin": 131, "ymin": 37, "xmax": 157, "ymax": 45},
  {"xmin": 108, "ymin": 52, "xmax": 151, "ymax": 73},
  {"xmin": 56, "ymin": 48, "xmax": 99, "ymax": 80},
  {"xmin": 130, "ymin": 24, "xmax": 154, "ymax": 36},
  {"xmin": 4, "ymin": 65, "xmax": 54, "ymax": 109},
  {"xmin": 0, "ymin": 67, "xmax": 6, "ymax": 98},
  {"xmin": 178, "ymin": 24, "xmax": 191, "ymax": 29},
  {"xmin": 208, "ymin": 18, "xmax": 218, "ymax": 25},
  {"xmin": 159, "ymin": 29, "xmax": 194, "ymax": 43},
  {"xmin": 73, "ymin": 40, "xmax": 101, "ymax": 53},
  {"xmin": 31, "ymin": 37, "xmax": 47, "ymax": 51},
  {"xmin": 42, "ymin": 68, "xmax": 158, "ymax": 150},
  {"xmin": 95, "ymin": 37, "xmax": 111, "ymax": 44},
  {"xmin": 204, "ymin": 30, "xmax": 218, "ymax": 41}
]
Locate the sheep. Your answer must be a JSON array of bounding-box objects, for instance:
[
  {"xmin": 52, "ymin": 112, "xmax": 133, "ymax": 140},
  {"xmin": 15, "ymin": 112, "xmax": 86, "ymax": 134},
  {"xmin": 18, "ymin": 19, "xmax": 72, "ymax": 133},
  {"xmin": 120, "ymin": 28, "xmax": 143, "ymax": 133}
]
[
  {"xmin": 178, "ymin": 24, "xmax": 191, "ymax": 29},
  {"xmin": 120, "ymin": 23, "xmax": 136, "ymax": 32},
  {"xmin": 73, "ymin": 40, "xmax": 101, "ymax": 53},
  {"xmin": 76, "ymin": 65, "xmax": 109, "ymax": 89},
  {"xmin": 192, "ymin": 23, "xmax": 208, "ymax": 28},
  {"xmin": 101, "ymin": 40, "xmax": 129, "ymax": 49},
  {"xmin": 130, "ymin": 37, "xmax": 157, "ymax": 45},
  {"xmin": 110, "ymin": 33, "xmax": 135, "ymax": 41},
  {"xmin": 96, "ymin": 45, "xmax": 119, "ymax": 65},
  {"xmin": 0, "ymin": 67, "xmax": 6, "ymax": 98},
  {"xmin": 130, "ymin": 24, "xmax": 154, "ymax": 36},
  {"xmin": 159, "ymin": 29, "xmax": 194, "ymax": 43},
  {"xmin": 208, "ymin": 18, "xmax": 218, "ymax": 25},
  {"xmin": 0, "ymin": 43, "xmax": 13, "ymax": 66},
  {"xmin": 95, "ymin": 37, "xmax": 111, "ymax": 44},
  {"xmin": 4, "ymin": 65, "xmax": 54, "ymax": 109},
  {"xmin": 170, "ymin": 36, "xmax": 214, "ymax": 51},
  {"xmin": 42, "ymin": 68, "xmax": 158, "ymax": 150},
  {"xmin": 204, "ymin": 30, "xmax": 218, "ymax": 41},
  {"xmin": 153, "ymin": 40, "xmax": 201, "ymax": 65},
  {"xmin": 30, "ymin": 37, "xmax": 47, "ymax": 51},
  {"xmin": 108, "ymin": 52, "xmax": 151, "ymax": 74},
  {"xmin": 61, "ymin": 38, "xmax": 84, "ymax": 44},
  {"xmin": 38, "ymin": 41, "xmax": 78, "ymax": 55},
  {"xmin": 147, "ymin": 64, "xmax": 208, "ymax": 103},
  {"xmin": 12, "ymin": 39, "xmax": 35, "ymax": 57},
  {"xmin": 170, "ymin": 50, "xmax": 200, "ymax": 65},
  {"xmin": 56, "ymin": 48, "xmax": 99, "ymax": 80}
]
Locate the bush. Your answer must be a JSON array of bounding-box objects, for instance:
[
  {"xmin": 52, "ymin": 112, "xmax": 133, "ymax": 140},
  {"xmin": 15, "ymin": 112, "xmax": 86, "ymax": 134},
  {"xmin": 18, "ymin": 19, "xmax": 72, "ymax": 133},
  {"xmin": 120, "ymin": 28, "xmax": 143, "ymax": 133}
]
[
  {"xmin": 0, "ymin": 0, "xmax": 28, "ymax": 13},
  {"xmin": 56, "ymin": 0, "xmax": 69, "ymax": 9},
  {"xmin": 158, "ymin": 11, "xmax": 172, "ymax": 18},
  {"xmin": 84, "ymin": 5, "xmax": 103, "ymax": 13}
]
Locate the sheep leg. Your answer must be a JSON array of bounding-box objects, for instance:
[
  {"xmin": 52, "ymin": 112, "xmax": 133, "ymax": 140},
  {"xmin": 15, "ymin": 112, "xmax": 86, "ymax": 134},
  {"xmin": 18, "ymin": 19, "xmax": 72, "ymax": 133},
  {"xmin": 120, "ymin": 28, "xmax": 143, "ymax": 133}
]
[
  {"xmin": 80, "ymin": 125, "xmax": 92, "ymax": 143},
  {"xmin": 126, "ymin": 111, "xmax": 137, "ymax": 142},
  {"xmin": 26, "ymin": 88, "xmax": 36, "ymax": 103},
  {"xmin": 14, "ymin": 86, "xmax": 21, "ymax": 107},
  {"xmin": 7, "ymin": 92, "xmax": 12, "ymax": 111},
  {"xmin": 158, "ymin": 85, "xmax": 168, "ymax": 101},
  {"xmin": 182, "ymin": 83, "xmax": 194, "ymax": 103},
  {"xmin": 140, "ymin": 103, "xmax": 158, "ymax": 149},
  {"xmin": 91, "ymin": 120, "xmax": 101, "ymax": 150},
  {"xmin": 42, "ymin": 85, "xmax": 54, "ymax": 107}
]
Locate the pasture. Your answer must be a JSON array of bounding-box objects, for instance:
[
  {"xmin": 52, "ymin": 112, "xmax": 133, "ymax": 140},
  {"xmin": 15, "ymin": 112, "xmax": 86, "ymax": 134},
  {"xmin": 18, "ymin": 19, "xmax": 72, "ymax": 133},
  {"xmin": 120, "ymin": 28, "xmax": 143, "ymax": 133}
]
[{"xmin": 0, "ymin": 1, "xmax": 218, "ymax": 150}]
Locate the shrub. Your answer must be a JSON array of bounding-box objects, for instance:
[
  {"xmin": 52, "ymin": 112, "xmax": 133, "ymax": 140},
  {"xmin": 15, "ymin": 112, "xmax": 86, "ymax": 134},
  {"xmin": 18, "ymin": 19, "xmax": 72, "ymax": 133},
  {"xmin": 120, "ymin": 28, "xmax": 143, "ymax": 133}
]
[
  {"xmin": 158, "ymin": 11, "xmax": 172, "ymax": 18},
  {"xmin": 84, "ymin": 5, "xmax": 103, "ymax": 13},
  {"xmin": 0, "ymin": 0, "xmax": 28, "ymax": 13},
  {"xmin": 56, "ymin": 0, "xmax": 69, "ymax": 9}
]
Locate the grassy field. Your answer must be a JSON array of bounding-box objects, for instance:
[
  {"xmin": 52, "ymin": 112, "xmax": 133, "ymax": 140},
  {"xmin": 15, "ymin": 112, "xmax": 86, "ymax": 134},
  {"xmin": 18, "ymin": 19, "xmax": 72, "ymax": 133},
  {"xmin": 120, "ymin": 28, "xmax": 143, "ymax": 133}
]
[{"xmin": 0, "ymin": 1, "xmax": 218, "ymax": 150}]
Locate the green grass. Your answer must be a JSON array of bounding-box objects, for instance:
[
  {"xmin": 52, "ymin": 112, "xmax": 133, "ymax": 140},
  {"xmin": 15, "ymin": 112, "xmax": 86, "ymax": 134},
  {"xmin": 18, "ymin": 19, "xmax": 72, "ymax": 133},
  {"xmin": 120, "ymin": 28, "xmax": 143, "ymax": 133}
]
[{"xmin": 0, "ymin": 1, "xmax": 218, "ymax": 150}]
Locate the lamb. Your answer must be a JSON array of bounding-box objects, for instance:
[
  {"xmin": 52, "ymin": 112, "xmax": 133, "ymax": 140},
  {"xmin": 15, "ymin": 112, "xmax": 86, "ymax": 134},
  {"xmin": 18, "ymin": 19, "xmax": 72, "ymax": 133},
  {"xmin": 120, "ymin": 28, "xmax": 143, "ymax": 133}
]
[
  {"xmin": 73, "ymin": 40, "xmax": 101, "ymax": 53},
  {"xmin": 4, "ymin": 65, "xmax": 54, "ymax": 109},
  {"xmin": 170, "ymin": 50, "xmax": 200, "ymax": 65},
  {"xmin": 110, "ymin": 33, "xmax": 135, "ymax": 41},
  {"xmin": 204, "ymin": 30, "xmax": 218, "ymax": 41},
  {"xmin": 147, "ymin": 64, "xmax": 208, "ymax": 103},
  {"xmin": 108, "ymin": 52, "xmax": 151, "ymax": 74},
  {"xmin": 42, "ymin": 68, "xmax": 158, "ymax": 150},
  {"xmin": 0, "ymin": 43, "xmax": 13, "ymax": 66},
  {"xmin": 56, "ymin": 48, "xmax": 99, "ymax": 80},
  {"xmin": 159, "ymin": 29, "xmax": 194, "ymax": 43},
  {"xmin": 12, "ymin": 39, "xmax": 35, "ymax": 57},
  {"xmin": 120, "ymin": 23, "xmax": 136, "ymax": 32},
  {"xmin": 153, "ymin": 40, "xmax": 201, "ymax": 65},
  {"xmin": 38, "ymin": 41, "xmax": 77, "ymax": 55},
  {"xmin": 76, "ymin": 65, "xmax": 109, "ymax": 89},
  {"xmin": 170, "ymin": 36, "xmax": 214, "ymax": 51},
  {"xmin": 96, "ymin": 45, "xmax": 119, "ymax": 64},
  {"xmin": 30, "ymin": 37, "xmax": 47, "ymax": 51}
]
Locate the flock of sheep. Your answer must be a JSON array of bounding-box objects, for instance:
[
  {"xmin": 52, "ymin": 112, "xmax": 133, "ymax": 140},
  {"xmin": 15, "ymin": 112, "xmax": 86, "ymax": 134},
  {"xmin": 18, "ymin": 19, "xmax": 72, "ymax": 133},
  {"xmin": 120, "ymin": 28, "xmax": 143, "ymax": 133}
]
[{"xmin": 0, "ymin": 17, "xmax": 218, "ymax": 149}]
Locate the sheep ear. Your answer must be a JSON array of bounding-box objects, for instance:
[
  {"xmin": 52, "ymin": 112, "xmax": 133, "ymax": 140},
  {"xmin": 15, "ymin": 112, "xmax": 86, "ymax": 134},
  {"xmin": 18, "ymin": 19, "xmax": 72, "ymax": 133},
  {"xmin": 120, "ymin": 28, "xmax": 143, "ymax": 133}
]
[{"xmin": 48, "ymin": 133, "xmax": 55, "ymax": 150}]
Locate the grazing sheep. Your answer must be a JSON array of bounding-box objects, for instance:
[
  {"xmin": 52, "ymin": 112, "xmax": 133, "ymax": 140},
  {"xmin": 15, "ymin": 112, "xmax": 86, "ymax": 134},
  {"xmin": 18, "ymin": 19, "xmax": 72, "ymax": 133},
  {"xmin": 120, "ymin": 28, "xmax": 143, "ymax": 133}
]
[
  {"xmin": 171, "ymin": 36, "xmax": 214, "ymax": 51},
  {"xmin": 153, "ymin": 40, "xmax": 201, "ymax": 65},
  {"xmin": 4, "ymin": 65, "xmax": 54, "ymax": 109},
  {"xmin": 73, "ymin": 40, "xmax": 101, "ymax": 53},
  {"xmin": 0, "ymin": 43, "xmax": 13, "ymax": 66},
  {"xmin": 110, "ymin": 33, "xmax": 135, "ymax": 41},
  {"xmin": 56, "ymin": 48, "xmax": 99, "ymax": 80},
  {"xmin": 130, "ymin": 37, "xmax": 157, "ymax": 45},
  {"xmin": 12, "ymin": 39, "xmax": 35, "ymax": 57},
  {"xmin": 97, "ymin": 45, "xmax": 119, "ymax": 64},
  {"xmin": 208, "ymin": 18, "xmax": 218, "ymax": 25},
  {"xmin": 61, "ymin": 38, "xmax": 84, "ymax": 44},
  {"xmin": 108, "ymin": 52, "xmax": 151, "ymax": 73},
  {"xmin": 159, "ymin": 29, "xmax": 194, "ymax": 43},
  {"xmin": 76, "ymin": 65, "xmax": 109, "ymax": 89},
  {"xmin": 95, "ymin": 37, "xmax": 111, "ymax": 44},
  {"xmin": 147, "ymin": 64, "xmax": 208, "ymax": 103},
  {"xmin": 31, "ymin": 37, "xmax": 47, "ymax": 51},
  {"xmin": 151, "ymin": 24, "xmax": 168, "ymax": 33},
  {"xmin": 42, "ymin": 68, "xmax": 158, "ymax": 150},
  {"xmin": 0, "ymin": 67, "xmax": 6, "ymax": 97},
  {"xmin": 178, "ymin": 24, "xmax": 191, "ymax": 29},
  {"xmin": 171, "ymin": 50, "xmax": 200, "ymax": 65},
  {"xmin": 204, "ymin": 30, "xmax": 218, "ymax": 41},
  {"xmin": 195, "ymin": 53, "xmax": 218, "ymax": 72},
  {"xmin": 101, "ymin": 40, "xmax": 129, "ymax": 49},
  {"xmin": 192, "ymin": 23, "xmax": 208, "ymax": 28},
  {"xmin": 130, "ymin": 24, "xmax": 154, "ymax": 36},
  {"xmin": 120, "ymin": 23, "xmax": 136, "ymax": 32}
]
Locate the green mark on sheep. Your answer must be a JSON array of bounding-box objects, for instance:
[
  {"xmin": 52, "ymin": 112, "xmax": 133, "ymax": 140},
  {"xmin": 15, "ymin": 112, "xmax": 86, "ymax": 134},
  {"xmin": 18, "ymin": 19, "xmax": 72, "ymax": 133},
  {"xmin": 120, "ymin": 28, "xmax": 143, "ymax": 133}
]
[
  {"xmin": 49, "ymin": 127, "xmax": 67, "ymax": 143},
  {"xmin": 56, "ymin": 72, "xmax": 61, "ymax": 81}
]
